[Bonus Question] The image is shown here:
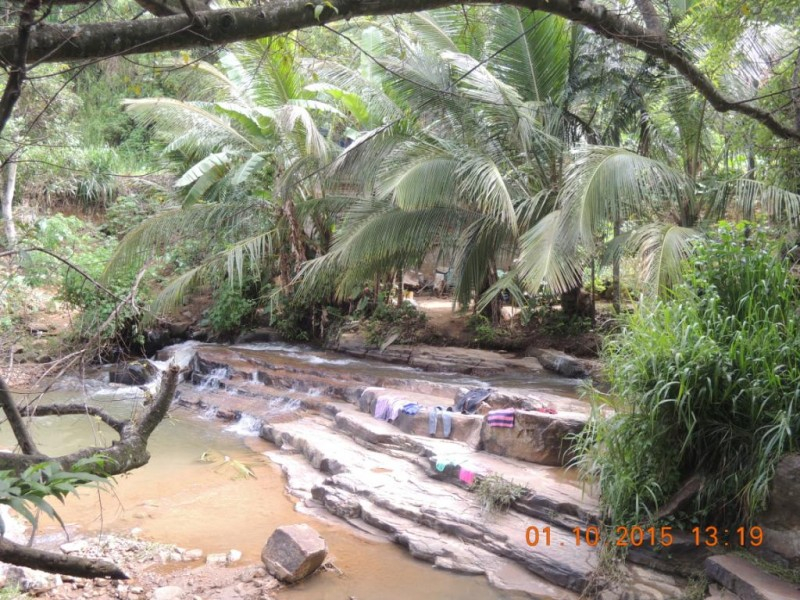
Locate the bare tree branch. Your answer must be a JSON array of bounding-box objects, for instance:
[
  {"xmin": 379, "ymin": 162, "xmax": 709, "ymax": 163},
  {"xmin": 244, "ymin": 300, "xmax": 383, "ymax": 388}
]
[
  {"xmin": 0, "ymin": 377, "xmax": 39, "ymax": 454},
  {"xmin": 0, "ymin": 365, "xmax": 180, "ymax": 476},
  {"xmin": 0, "ymin": 246, "xmax": 124, "ymax": 302},
  {"xmin": 0, "ymin": 537, "xmax": 128, "ymax": 579},
  {"xmin": 0, "ymin": 0, "xmax": 795, "ymax": 141},
  {"xmin": 20, "ymin": 403, "xmax": 127, "ymax": 433}
]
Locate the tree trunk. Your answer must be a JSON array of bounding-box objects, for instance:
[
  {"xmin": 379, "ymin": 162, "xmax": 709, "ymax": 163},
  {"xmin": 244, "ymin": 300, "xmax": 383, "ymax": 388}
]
[
  {"xmin": 1, "ymin": 158, "xmax": 17, "ymax": 249},
  {"xmin": 0, "ymin": 538, "xmax": 128, "ymax": 580},
  {"xmin": 612, "ymin": 218, "xmax": 621, "ymax": 313}
]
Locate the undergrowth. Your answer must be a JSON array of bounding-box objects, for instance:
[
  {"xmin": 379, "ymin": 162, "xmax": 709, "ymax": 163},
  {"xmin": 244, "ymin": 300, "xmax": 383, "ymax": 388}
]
[
  {"xmin": 474, "ymin": 474, "xmax": 526, "ymax": 514},
  {"xmin": 574, "ymin": 223, "xmax": 800, "ymax": 529}
]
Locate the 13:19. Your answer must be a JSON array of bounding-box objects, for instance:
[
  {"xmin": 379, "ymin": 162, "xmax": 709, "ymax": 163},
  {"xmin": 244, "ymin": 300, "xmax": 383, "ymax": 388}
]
[{"xmin": 691, "ymin": 525, "xmax": 763, "ymax": 547}]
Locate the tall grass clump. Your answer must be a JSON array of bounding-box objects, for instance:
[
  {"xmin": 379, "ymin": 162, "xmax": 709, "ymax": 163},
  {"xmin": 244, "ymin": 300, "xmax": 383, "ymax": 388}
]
[{"xmin": 575, "ymin": 222, "xmax": 800, "ymax": 529}]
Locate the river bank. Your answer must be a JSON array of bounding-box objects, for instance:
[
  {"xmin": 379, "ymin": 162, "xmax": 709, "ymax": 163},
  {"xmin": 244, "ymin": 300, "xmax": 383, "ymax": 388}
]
[{"xmin": 4, "ymin": 300, "xmax": 794, "ymax": 600}]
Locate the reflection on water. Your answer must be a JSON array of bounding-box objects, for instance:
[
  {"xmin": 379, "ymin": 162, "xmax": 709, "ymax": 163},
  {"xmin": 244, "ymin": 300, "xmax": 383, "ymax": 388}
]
[{"xmin": 3, "ymin": 389, "xmax": 526, "ymax": 600}]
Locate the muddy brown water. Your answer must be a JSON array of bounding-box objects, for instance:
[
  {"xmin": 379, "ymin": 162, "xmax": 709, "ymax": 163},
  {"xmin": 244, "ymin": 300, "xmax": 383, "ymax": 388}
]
[{"xmin": 5, "ymin": 387, "xmax": 531, "ymax": 599}]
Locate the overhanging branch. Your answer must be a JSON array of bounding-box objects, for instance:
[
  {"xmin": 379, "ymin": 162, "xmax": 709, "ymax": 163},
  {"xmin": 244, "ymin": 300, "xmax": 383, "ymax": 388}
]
[
  {"xmin": 0, "ymin": 0, "xmax": 796, "ymax": 141},
  {"xmin": 20, "ymin": 404, "xmax": 127, "ymax": 434},
  {"xmin": 0, "ymin": 365, "xmax": 180, "ymax": 477}
]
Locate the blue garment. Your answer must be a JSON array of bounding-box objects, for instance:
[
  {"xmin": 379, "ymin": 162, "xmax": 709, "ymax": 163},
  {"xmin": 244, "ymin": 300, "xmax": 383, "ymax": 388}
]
[
  {"xmin": 454, "ymin": 388, "xmax": 493, "ymax": 414},
  {"xmin": 428, "ymin": 406, "xmax": 452, "ymax": 438},
  {"xmin": 401, "ymin": 403, "xmax": 421, "ymax": 415}
]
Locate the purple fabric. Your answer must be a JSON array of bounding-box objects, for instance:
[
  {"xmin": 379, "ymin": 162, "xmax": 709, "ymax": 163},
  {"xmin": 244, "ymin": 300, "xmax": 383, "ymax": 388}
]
[
  {"xmin": 374, "ymin": 396, "xmax": 392, "ymax": 420},
  {"xmin": 486, "ymin": 408, "xmax": 515, "ymax": 428}
]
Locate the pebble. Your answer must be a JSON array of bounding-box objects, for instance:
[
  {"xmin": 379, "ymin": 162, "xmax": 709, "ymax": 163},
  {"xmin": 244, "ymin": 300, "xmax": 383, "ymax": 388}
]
[
  {"xmin": 183, "ymin": 549, "xmax": 204, "ymax": 561},
  {"xmin": 152, "ymin": 586, "xmax": 185, "ymax": 600},
  {"xmin": 61, "ymin": 540, "xmax": 90, "ymax": 554},
  {"xmin": 206, "ymin": 553, "xmax": 228, "ymax": 566},
  {"xmin": 227, "ymin": 549, "xmax": 242, "ymax": 563}
]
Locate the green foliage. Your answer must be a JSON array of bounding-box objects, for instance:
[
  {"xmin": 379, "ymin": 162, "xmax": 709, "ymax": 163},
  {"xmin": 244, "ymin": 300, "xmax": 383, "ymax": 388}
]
[
  {"xmin": 20, "ymin": 214, "xmax": 148, "ymax": 344},
  {"xmin": 363, "ymin": 297, "xmax": 428, "ymax": 346},
  {"xmin": 575, "ymin": 223, "xmax": 800, "ymax": 529},
  {"xmin": 270, "ymin": 294, "xmax": 313, "ymax": 342},
  {"xmin": 205, "ymin": 283, "xmax": 257, "ymax": 339},
  {"xmin": 102, "ymin": 194, "xmax": 161, "ymax": 237},
  {"xmin": 0, "ymin": 583, "xmax": 26, "ymax": 600},
  {"xmin": 466, "ymin": 314, "xmax": 496, "ymax": 346},
  {"xmin": 473, "ymin": 474, "xmax": 526, "ymax": 514},
  {"xmin": 0, "ymin": 456, "xmax": 113, "ymax": 535}
]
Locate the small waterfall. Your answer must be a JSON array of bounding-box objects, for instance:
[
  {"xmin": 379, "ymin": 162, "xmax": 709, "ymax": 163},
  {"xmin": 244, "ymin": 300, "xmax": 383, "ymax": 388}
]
[
  {"xmin": 201, "ymin": 406, "xmax": 219, "ymax": 420},
  {"xmin": 196, "ymin": 368, "xmax": 229, "ymax": 391},
  {"xmin": 224, "ymin": 413, "xmax": 262, "ymax": 437},
  {"xmin": 251, "ymin": 371, "xmax": 260, "ymax": 383}
]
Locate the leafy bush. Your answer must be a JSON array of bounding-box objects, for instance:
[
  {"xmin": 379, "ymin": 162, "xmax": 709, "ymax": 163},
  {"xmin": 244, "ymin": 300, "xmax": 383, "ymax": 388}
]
[
  {"xmin": 102, "ymin": 194, "xmax": 160, "ymax": 237},
  {"xmin": 205, "ymin": 283, "xmax": 257, "ymax": 339},
  {"xmin": 19, "ymin": 214, "xmax": 148, "ymax": 346},
  {"xmin": 466, "ymin": 314, "xmax": 496, "ymax": 346},
  {"xmin": 363, "ymin": 296, "xmax": 427, "ymax": 346},
  {"xmin": 0, "ymin": 456, "xmax": 113, "ymax": 534},
  {"xmin": 269, "ymin": 294, "xmax": 312, "ymax": 342},
  {"xmin": 575, "ymin": 223, "xmax": 800, "ymax": 529},
  {"xmin": 474, "ymin": 474, "xmax": 526, "ymax": 514}
]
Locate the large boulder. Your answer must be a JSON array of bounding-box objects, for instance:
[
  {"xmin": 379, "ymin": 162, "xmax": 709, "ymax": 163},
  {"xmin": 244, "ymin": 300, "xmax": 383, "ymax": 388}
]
[
  {"xmin": 527, "ymin": 348, "xmax": 588, "ymax": 378},
  {"xmin": 480, "ymin": 410, "xmax": 585, "ymax": 466},
  {"xmin": 109, "ymin": 360, "xmax": 158, "ymax": 386},
  {"xmin": 261, "ymin": 524, "xmax": 327, "ymax": 583},
  {"xmin": 755, "ymin": 453, "xmax": 800, "ymax": 569}
]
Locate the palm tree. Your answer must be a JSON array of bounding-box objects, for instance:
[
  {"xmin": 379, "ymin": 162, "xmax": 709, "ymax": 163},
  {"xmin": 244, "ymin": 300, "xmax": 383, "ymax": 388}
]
[
  {"xmin": 298, "ymin": 7, "xmax": 580, "ymax": 322},
  {"xmin": 105, "ymin": 37, "xmax": 346, "ymax": 313}
]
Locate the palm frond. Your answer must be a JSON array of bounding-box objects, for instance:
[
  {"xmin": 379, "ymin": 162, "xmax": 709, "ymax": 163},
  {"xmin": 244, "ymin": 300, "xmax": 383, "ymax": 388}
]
[
  {"xmin": 627, "ymin": 223, "xmax": 702, "ymax": 295},
  {"xmin": 558, "ymin": 145, "xmax": 689, "ymax": 248},
  {"xmin": 514, "ymin": 209, "xmax": 584, "ymax": 295},
  {"xmin": 488, "ymin": 8, "xmax": 570, "ymax": 104},
  {"xmin": 711, "ymin": 179, "xmax": 800, "ymax": 223},
  {"xmin": 124, "ymin": 98, "xmax": 256, "ymax": 153}
]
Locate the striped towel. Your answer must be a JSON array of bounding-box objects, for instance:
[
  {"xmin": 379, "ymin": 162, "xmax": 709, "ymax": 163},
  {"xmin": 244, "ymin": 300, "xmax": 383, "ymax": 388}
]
[{"xmin": 486, "ymin": 408, "xmax": 515, "ymax": 428}]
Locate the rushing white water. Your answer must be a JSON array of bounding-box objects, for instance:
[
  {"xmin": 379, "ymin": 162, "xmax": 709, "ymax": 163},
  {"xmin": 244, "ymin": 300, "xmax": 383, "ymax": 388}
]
[
  {"xmin": 224, "ymin": 413, "xmax": 262, "ymax": 437},
  {"xmin": 196, "ymin": 367, "xmax": 229, "ymax": 391}
]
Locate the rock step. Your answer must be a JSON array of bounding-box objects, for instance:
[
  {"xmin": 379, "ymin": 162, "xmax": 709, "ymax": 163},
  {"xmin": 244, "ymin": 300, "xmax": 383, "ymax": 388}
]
[
  {"xmin": 261, "ymin": 416, "xmax": 598, "ymax": 593},
  {"xmin": 705, "ymin": 554, "xmax": 800, "ymax": 600},
  {"xmin": 356, "ymin": 387, "xmax": 588, "ymax": 465},
  {"xmin": 334, "ymin": 333, "xmax": 546, "ymax": 376},
  {"xmin": 266, "ymin": 450, "xmax": 580, "ymax": 600},
  {"xmin": 332, "ymin": 406, "xmax": 598, "ymax": 527},
  {"xmin": 187, "ymin": 345, "xmax": 590, "ymax": 417}
]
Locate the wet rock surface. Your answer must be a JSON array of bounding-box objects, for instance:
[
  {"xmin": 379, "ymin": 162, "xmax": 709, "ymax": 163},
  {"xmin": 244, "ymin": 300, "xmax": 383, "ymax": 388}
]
[
  {"xmin": 109, "ymin": 361, "xmax": 158, "ymax": 386},
  {"xmin": 332, "ymin": 332, "xmax": 545, "ymax": 375},
  {"xmin": 756, "ymin": 453, "xmax": 800, "ymax": 569}
]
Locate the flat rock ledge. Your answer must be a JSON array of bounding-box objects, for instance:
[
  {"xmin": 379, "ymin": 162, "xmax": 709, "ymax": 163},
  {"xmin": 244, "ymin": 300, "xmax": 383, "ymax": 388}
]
[
  {"xmin": 333, "ymin": 332, "xmax": 544, "ymax": 375},
  {"xmin": 705, "ymin": 554, "xmax": 800, "ymax": 600}
]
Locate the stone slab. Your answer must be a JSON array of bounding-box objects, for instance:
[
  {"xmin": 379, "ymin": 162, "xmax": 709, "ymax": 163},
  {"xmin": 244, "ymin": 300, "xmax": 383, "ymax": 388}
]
[{"xmin": 705, "ymin": 554, "xmax": 800, "ymax": 600}]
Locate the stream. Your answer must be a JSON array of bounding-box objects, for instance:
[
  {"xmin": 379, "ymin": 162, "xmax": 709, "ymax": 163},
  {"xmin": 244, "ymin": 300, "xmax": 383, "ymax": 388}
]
[{"xmin": 4, "ymin": 341, "xmax": 585, "ymax": 599}]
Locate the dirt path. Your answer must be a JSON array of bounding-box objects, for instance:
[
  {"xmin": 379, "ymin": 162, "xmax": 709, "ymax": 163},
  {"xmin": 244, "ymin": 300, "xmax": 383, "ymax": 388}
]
[{"xmin": 413, "ymin": 296, "xmax": 472, "ymax": 344}]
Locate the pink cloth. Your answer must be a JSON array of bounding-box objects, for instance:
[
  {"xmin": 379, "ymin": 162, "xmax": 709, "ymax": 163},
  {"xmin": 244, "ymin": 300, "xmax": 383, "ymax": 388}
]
[
  {"xmin": 458, "ymin": 468, "xmax": 476, "ymax": 485},
  {"xmin": 486, "ymin": 408, "xmax": 515, "ymax": 427}
]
